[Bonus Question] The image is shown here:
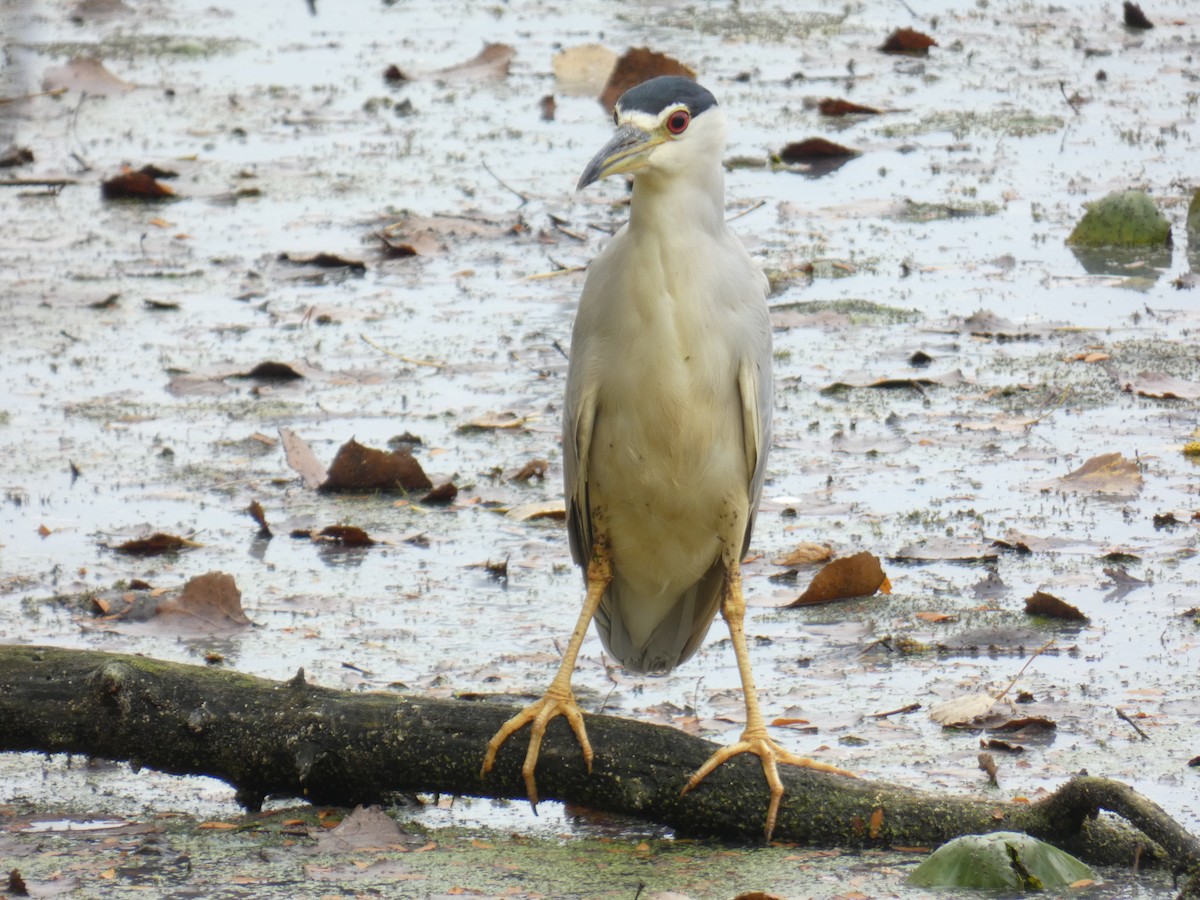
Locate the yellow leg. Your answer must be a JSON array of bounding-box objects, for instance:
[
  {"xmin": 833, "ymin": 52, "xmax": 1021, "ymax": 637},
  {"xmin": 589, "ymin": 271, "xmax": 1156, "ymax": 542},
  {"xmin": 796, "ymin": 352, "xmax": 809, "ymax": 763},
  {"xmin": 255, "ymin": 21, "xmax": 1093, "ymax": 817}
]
[
  {"xmin": 681, "ymin": 559, "xmax": 855, "ymax": 840},
  {"xmin": 480, "ymin": 543, "xmax": 612, "ymax": 810}
]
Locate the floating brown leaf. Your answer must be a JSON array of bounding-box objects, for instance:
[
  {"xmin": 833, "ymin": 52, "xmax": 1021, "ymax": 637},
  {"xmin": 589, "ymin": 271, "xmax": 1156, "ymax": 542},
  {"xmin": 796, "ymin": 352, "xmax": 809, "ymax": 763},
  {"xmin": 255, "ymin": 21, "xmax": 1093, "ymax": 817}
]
[
  {"xmin": 280, "ymin": 428, "xmax": 328, "ymax": 490},
  {"xmin": 978, "ymin": 752, "xmax": 999, "ymax": 784},
  {"xmin": 101, "ymin": 170, "xmax": 174, "ymax": 201},
  {"xmin": 458, "ymin": 411, "xmax": 528, "ymax": 432},
  {"xmin": 817, "ymin": 98, "xmax": 882, "ymax": 117},
  {"xmin": 317, "ymin": 525, "xmax": 376, "ymax": 547},
  {"xmin": 915, "ymin": 611, "xmax": 958, "ymax": 623},
  {"xmin": 599, "ymin": 48, "xmax": 695, "ymax": 113},
  {"xmin": 433, "ymin": 43, "xmax": 515, "ymax": 82},
  {"xmin": 0, "ymin": 147, "xmax": 34, "ymax": 168},
  {"xmin": 930, "ymin": 693, "xmax": 997, "ymax": 726},
  {"xmin": 315, "ymin": 805, "xmax": 414, "ymax": 852},
  {"xmin": 772, "ymin": 542, "xmax": 833, "ymax": 567},
  {"xmin": 821, "ymin": 369, "xmax": 965, "ymax": 393},
  {"xmin": 42, "ymin": 56, "xmax": 132, "ymax": 95},
  {"xmin": 1024, "ymin": 590, "xmax": 1088, "ymax": 622},
  {"xmin": 155, "ymin": 571, "xmax": 252, "ymax": 632},
  {"xmin": 1123, "ymin": 1, "xmax": 1153, "ymax": 28},
  {"xmin": 320, "ymin": 438, "xmax": 432, "ymax": 493},
  {"xmin": 419, "ymin": 482, "xmax": 458, "ymax": 505},
  {"xmin": 778, "ymin": 138, "xmax": 859, "ymax": 164},
  {"xmin": 982, "ymin": 738, "xmax": 1025, "ymax": 754},
  {"xmin": 511, "ymin": 458, "xmax": 548, "ymax": 482},
  {"xmin": 111, "ymin": 532, "xmax": 198, "ymax": 556},
  {"xmin": 247, "ymin": 500, "xmax": 271, "ymax": 536},
  {"xmin": 277, "ymin": 252, "xmax": 365, "ymax": 273},
  {"xmin": 505, "ymin": 500, "xmax": 566, "ymax": 522},
  {"xmin": 788, "ymin": 551, "xmax": 886, "ymax": 607},
  {"xmin": 552, "ymin": 44, "xmax": 619, "ymax": 96},
  {"xmin": 1052, "ymin": 452, "xmax": 1143, "ymax": 498},
  {"xmin": 992, "ymin": 716, "xmax": 1056, "ymax": 734},
  {"xmin": 1124, "ymin": 371, "xmax": 1200, "ymax": 401},
  {"xmin": 879, "ymin": 27, "xmax": 938, "ymax": 55}
]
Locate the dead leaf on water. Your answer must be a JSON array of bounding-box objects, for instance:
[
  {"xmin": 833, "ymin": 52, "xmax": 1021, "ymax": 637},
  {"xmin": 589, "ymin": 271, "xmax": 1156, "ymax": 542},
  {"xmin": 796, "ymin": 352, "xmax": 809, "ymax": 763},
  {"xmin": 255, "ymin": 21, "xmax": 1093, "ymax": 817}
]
[
  {"xmin": 247, "ymin": 500, "xmax": 271, "ymax": 536},
  {"xmin": 155, "ymin": 572, "xmax": 252, "ymax": 633},
  {"xmin": 599, "ymin": 48, "xmax": 695, "ymax": 113},
  {"xmin": 1124, "ymin": 371, "xmax": 1200, "ymax": 401},
  {"xmin": 42, "ymin": 56, "xmax": 132, "ymax": 95},
  {"xmin": 777, "ymin": 138, "xmax": 860, "ymax": 164},
  {"xmin": 432, "ymin": 43, "xmax": 515, "ymax": 82},
  {"xmin": 1024, "ymin": 590, "xmax": 1088, "ymax": 622},
  {"xmin": 772, "ymin": 542, "xmax": 833, "ymax": 567},
  {"xmin": 821, "ymin": 369, "xmax": 966, "ymax": 393},
  {"xmin": 505, "ymin": 500, "xmax": 566, "ymax": 522},
  {"xmin": 552, "ymin": 44, "xmax": 618, "ymax": 96},
  {"xmin": 458, "ymin": 411, "xmax": 529, "ymax": 433},
  {"xmin": 315, "ymin": 525, "xmax": 377, "ymax": 547},
  {"xmin": 101, "ymin": 169, "xmax": 175, "ymax": 201},
  {"xmin": 788, "ymin": 551, "xmax": 887, "ymax": 607},
  {"xmin": 915, "ymin": 611, "xmax": 958, "ymax": 623},
  {"xmin": 510, "ymin": 458, "xmax": 548, "ymax": 482},
  {"xmin": 110, "ymin": 532, "xmax": 199, "ymax": 556},
  {"xmin": 280, "ymin": 428, "xmax": 328, "ymax": 489},
  {"xmin": 893, "ymin": 538, "xmax": 999, "ymax": 562},
  {"xmin": 817, "ymin": 98, "xmax": 883, "ymax": 117},
  {"xmin": 419, "ymin": 482, "xmax": 458, "ymax": 505},
  {"xmin": 320, "ymin": 439, "xmax": 433, "ymax": 493},
  {"xmin": 930, "ymin": 693, "xmax": 998, "ymax": 726},
  {"xmin": 1040, "ymin": 452, "xmax": 1143, "ymax": 498},
  {"xmin": 879, "ymin": 27, "xmax": 938, "ymax": 55}
]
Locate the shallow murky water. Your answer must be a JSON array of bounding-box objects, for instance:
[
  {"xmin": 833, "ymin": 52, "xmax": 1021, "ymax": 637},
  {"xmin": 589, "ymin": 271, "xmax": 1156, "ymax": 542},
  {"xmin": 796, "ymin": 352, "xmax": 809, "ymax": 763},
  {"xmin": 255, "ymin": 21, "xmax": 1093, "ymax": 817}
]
[{"xmin": 1, "ymin": 0, "xmax": 1198, "ymax": 895}]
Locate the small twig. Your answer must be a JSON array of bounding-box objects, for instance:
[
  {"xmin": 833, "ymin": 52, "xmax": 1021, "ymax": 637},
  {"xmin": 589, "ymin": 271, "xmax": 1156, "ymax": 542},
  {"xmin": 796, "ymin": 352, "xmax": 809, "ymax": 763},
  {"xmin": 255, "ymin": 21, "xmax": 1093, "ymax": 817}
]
[
  {"xmin": 481, "ymin": 159, "xmax": 528, "ymax": 206},
  {"xmin": 526, "ymin": 265, "xmax": 586, "ymax": 280},
  {"xmin": 1059, "ymin": 81, "xmax": 1081, "ymax": 116},
  {"xmin": 726, "ymin": 198, "xmax": 767, "ymax": 222},
  {"xmin": 1023, "ymin": 387, "xmax": 1072, "ymax": 431},
  {"xmin": 0, "ymin": 178, "xmax": 78, "ymax": 188},
  {"xmin": 993, "ymin": 638, "xmax": 1054, "ymax": 702},
  {"xmin": 0, "ymin": 86, "xmax": 68, "ymax": 105},
  {"xmin": 870, "ymin": 702, "xmax": 921, "ymax": 718},
  {"xmin": 360, "ymin": 333, "xmax": 445, "ymax": 368},
  {"xmin": 1116, "ymin": 707, "xmax": 1151, "ymax": 740}
]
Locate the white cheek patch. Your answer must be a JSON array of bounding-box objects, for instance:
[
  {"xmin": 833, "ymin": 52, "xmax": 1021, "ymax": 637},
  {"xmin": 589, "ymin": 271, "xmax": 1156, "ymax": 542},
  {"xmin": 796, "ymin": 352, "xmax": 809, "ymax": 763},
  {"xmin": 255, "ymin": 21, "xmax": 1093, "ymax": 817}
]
[{"xmin": 616, "ymin": 110, "xmax": 664, "ymax": 133}]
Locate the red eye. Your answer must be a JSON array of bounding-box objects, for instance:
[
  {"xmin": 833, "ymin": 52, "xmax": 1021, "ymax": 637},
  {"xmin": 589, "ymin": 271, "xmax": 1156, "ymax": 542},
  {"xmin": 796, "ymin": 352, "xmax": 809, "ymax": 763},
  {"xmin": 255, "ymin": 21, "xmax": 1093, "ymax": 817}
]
[{"xmin": 666, "ymin": 109, "xmax": 690, "ymax": 135}]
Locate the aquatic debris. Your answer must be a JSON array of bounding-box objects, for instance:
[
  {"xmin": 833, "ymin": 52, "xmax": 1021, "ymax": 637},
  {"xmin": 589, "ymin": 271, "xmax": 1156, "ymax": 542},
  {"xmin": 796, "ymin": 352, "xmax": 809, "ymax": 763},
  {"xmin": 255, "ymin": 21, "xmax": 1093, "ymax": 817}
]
[
  {"xmin": 879, "ymin": 27, "xmax": 938, "ymax": 55},
  {"xmin": 788, "ymin": 550, "xmax": 888, "ymax": 607}
]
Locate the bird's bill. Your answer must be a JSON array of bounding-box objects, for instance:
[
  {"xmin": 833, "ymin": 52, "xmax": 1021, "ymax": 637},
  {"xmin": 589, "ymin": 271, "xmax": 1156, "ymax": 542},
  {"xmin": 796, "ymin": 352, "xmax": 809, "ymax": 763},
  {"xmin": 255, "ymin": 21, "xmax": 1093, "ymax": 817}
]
[{"xmin": 576, "ymin": 124, "xmax": 662, "ymax": 190}]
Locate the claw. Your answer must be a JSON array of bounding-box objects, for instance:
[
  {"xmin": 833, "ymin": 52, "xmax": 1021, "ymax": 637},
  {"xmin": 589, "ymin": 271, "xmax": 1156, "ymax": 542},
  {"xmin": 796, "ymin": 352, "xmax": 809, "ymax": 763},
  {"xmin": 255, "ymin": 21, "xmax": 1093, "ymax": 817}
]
[
  {"xmin": 682, "ymin": 731, "xmax": 855, "ymax": 840},
  {"xmin": 480, "ymin": 688, "xmax": 593, "ymax": 808}
]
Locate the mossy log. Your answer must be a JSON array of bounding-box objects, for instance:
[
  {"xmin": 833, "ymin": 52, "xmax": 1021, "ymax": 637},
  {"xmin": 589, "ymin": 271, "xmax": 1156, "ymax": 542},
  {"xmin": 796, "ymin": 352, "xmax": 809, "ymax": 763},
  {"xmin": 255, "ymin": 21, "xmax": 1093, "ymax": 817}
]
[{"xmin": 1, "ymin": 645, "xmax": 1197, "ymax": 894}]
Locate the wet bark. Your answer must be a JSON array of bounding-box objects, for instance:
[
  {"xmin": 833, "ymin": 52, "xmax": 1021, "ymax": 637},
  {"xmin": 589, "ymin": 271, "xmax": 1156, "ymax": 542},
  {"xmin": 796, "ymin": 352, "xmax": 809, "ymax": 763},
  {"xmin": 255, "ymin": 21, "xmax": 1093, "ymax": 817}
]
[{"xmin": 1, "ymin": 645, "xmax": 1197, "ymax": 893}]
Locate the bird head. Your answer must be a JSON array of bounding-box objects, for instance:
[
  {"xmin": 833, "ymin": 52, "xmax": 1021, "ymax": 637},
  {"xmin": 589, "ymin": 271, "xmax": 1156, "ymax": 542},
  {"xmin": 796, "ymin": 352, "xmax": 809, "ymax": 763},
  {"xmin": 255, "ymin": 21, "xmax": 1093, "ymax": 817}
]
[{"xmin": 577, "ymin": 76, "xmax": 726, "ymax": 191}]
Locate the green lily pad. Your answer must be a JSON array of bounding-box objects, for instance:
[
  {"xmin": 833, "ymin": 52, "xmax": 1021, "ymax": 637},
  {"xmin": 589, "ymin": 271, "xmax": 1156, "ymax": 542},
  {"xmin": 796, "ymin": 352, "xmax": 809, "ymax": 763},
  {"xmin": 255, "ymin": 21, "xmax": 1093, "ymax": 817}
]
[
  {"xmin": 1066, "ymin": 190, "xmax": 1171, "ymax": 247},
  {"xmin": 907, "ymin": 831, "xmax": 1095, "ymax": 890}
]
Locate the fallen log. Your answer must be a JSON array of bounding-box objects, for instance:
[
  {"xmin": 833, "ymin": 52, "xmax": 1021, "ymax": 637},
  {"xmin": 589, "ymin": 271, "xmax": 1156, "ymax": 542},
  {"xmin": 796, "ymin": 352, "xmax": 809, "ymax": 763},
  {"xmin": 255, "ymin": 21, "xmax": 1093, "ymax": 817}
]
[{"xmin": 1, "ymin": 645, "xmax": 1197, "ymax": 894}]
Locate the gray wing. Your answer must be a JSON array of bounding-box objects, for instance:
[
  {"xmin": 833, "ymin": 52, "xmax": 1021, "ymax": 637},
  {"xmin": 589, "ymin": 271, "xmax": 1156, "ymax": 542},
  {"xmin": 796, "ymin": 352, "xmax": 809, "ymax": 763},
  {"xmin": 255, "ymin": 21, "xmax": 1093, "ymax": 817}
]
[
  {"xmin": 562, "ymin": 365, "xmax": 595, "ymax": 574},
  {"xmin": 738, "ymin": 282, "xmax": 774, "ymax": 555}
]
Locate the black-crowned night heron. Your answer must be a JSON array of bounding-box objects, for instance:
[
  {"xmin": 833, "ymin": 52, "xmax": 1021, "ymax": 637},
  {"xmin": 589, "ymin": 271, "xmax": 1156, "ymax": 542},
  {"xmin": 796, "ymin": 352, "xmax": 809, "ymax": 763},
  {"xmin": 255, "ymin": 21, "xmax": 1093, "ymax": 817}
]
[{"xmin": 481, "ymin": 75, "xmax": 852, "ymax": 838}]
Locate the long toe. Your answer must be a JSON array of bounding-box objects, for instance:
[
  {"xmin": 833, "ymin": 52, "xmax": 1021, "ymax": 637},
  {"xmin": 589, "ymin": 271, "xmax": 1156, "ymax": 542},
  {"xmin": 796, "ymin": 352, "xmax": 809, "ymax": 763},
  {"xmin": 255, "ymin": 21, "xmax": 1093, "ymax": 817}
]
[
  {"xmin": 681, "ymin": 735, "xmax": 854, "ymax": 840},
  {"xmin": 481, "ymin": 691, "xmax": 593, "ymax": 809}
]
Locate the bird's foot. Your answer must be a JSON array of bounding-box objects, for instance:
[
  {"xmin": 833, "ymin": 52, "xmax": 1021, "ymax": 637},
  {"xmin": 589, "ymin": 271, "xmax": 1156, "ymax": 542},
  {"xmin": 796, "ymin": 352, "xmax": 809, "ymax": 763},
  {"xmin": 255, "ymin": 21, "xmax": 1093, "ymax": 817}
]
[
  {"xmin": 681, "ymin": 730, "xmax": 855, "ymax": 840},
  {"xmin": 480, "ymin": 686, "xmax": 593, "ymax": 811}
]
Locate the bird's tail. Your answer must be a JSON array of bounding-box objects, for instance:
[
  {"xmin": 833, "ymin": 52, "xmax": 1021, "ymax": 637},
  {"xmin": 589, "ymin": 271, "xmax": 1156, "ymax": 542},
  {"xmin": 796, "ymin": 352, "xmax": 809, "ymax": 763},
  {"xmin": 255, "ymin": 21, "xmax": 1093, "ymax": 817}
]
[{"xmin": 593, "ymin": 561, "xmax": 725, "ymax": 674}]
